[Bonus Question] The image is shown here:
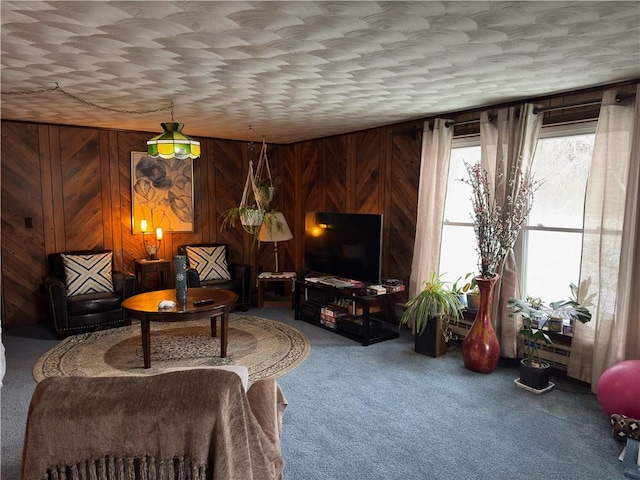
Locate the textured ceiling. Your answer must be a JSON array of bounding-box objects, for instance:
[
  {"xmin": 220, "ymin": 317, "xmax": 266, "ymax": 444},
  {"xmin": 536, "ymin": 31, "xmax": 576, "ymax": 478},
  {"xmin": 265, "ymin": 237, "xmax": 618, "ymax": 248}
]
[{"xmin": 1, "ymin": 1, "xmax": 639, "ymax": 144}]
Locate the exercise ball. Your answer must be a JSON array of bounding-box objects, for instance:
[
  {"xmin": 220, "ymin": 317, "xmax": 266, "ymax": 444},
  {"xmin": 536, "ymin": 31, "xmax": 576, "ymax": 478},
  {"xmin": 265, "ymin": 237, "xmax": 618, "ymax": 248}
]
[{"xmin": 597, "ymin": 360, "xmax": 640, "ymax": 418}]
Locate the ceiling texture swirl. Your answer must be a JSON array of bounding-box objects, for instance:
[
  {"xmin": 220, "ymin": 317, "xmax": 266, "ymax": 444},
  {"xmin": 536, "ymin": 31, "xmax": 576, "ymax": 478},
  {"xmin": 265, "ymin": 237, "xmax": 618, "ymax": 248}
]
[{"xmin": 1, "ymin": 1, "xmax": 639, "ymax": 143}]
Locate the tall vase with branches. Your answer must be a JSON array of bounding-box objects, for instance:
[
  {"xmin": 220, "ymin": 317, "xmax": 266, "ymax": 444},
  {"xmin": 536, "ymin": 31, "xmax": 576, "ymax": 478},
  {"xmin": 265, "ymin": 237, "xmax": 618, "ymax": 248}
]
[{"xmin": 460, "ymin": 156, "xmax": 542, "ymax": 373}]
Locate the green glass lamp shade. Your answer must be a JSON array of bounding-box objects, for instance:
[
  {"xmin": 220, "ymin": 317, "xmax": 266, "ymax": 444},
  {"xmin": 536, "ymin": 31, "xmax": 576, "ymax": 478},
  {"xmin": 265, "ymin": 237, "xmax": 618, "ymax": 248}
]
[{"xmin": 147, "ymin": 122, "xmax": 201, "ymax": 160}]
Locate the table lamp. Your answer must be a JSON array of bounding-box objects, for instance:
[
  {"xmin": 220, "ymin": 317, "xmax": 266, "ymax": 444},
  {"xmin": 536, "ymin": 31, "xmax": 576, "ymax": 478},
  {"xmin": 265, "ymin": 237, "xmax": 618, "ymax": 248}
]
[{"xmin": 258, "ymin": 212, "xmax": 293, "ymax": 272}]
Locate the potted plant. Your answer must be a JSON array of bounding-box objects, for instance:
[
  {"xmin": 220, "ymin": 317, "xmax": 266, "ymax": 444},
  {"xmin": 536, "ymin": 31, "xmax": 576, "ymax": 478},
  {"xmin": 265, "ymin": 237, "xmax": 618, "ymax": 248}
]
[
  {"xmin": 255, "ymin": 181, "xmax": 275, "ymax": 209},
  {"xmin": 220, "ymin": 205, "xmax": 265, "ymax": 235},
  {"xmin": 451, "ymin": 272, "xmax": 480, "ymax": 308},
  {"xmin": 453, "ymin": 273, "xmax": 479, "ymax": 311},
  {"xmin": 400, "ymin": 272, "xmax": 463, "ymax": 357},
  {"xmin": 508, "ymin": 284, "xmax": 592, "ymax": 392}
]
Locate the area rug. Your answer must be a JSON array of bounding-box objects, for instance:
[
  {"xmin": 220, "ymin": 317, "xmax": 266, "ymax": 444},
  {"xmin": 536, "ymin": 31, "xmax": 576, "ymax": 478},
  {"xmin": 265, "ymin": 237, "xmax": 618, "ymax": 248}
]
[{"xmin": 33, "ymin": 315, "xmax": 310, "ymax": 383}]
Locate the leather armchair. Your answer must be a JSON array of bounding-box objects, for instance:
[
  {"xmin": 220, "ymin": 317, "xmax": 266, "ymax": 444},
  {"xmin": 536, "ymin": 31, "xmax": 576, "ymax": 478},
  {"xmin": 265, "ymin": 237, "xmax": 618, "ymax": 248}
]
[
  {"xmin": 45, "ymin": 250, "xmax": 136, "ymax": 339},
  {"xmin": 177, "ymin": 243, "xmax": 251, "ymax": 311}
]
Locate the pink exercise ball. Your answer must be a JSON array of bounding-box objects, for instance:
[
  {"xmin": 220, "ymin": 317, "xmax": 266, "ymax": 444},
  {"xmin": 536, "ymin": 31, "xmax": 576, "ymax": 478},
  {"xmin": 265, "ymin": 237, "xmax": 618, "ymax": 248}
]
[{"xmin": 597, "ymin": 360, "xmax": 640, "ymax": 418}]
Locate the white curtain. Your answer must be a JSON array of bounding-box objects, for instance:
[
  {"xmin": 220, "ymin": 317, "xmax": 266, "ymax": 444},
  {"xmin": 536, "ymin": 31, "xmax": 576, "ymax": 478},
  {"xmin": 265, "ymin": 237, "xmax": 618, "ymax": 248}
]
[
  {"xmin": 409, "ymin": 119, "xmax": 454, "ymax": 299},
  {"xmin": 479, "ymin": 104, "xmax": 542, "ymax": 357},
  {"xmin": 568, "ymin": 86, "xmax": 640, "ymax": 388}
]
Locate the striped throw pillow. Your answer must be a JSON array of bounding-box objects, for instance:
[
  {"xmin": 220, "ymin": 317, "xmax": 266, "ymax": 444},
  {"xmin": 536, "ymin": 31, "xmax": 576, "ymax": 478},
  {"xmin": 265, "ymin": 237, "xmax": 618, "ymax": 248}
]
[
  {"xmin": 61, "ymin": 252, "xmax": 114, "ymax": 297},
  {"xmin": 186, "ymin": 246, "xmax": 231, "ymax": 281}
]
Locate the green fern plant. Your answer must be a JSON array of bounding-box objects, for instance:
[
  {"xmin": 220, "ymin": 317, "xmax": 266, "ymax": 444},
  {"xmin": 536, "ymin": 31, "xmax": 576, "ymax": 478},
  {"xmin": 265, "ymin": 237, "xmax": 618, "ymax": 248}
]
[{"xmin": 400, "ymin": 272, "xmax": 463, "ymax": 340}]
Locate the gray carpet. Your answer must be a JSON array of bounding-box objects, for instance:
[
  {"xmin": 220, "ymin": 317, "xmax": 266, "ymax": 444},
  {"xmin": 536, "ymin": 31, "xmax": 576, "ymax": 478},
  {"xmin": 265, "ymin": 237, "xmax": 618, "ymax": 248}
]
[{"xmin": 1, "ymin": 306, "xmax": 627, "ymax": 479}]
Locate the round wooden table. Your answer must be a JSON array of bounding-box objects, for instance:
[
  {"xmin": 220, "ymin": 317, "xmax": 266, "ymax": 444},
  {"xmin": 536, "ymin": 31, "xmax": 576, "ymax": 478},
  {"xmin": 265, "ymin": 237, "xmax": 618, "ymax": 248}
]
[{"xmin": 121, "ymin": 288, "xmax": 238, "ymax": 368}]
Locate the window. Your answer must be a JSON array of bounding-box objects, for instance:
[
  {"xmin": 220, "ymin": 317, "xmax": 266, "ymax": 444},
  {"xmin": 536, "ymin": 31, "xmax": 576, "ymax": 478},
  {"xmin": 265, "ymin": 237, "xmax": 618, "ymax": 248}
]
[
  {"xmin": 439, "ymin": 140, "xmax": 481, "ymax": 286},
  {"xmin": 439, "ymin": 124, "xmax": 596, "ymax": 302}
]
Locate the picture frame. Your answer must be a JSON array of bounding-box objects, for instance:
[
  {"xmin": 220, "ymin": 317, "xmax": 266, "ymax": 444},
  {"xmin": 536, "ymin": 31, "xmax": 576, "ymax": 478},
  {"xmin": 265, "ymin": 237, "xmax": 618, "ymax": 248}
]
[{"xmin": 131, "ymin": 152, "xmax": 194, "ymax": 233}]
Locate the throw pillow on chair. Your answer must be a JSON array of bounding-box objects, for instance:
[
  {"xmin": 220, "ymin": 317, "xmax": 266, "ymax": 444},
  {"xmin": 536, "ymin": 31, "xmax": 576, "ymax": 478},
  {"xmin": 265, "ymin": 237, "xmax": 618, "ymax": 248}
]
[
  {"xmin": 177, "ymin": 243, "xmax": 252, "ymax": 311},
  {"xmin": 185, "ymin": 246, "xmax": 231, "ymax": 281},
  {"xmin": 61, "ymin": 252, "xmax": 114, "ymax": 296}
]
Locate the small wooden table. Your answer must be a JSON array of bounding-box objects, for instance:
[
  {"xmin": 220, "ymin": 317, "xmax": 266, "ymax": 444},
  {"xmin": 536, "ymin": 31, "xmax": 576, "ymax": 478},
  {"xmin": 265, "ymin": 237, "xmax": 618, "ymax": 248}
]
[
  {"xmin": 257, "ymin": 271, "xmax": 296, "ymax": 309},
  {"xmin": 134, "ymin": 259, "xmax": 171, "ymax": 292},
  {"xmin": 121, "ymin": 288, "xmax": 238, "ymax": 368}
]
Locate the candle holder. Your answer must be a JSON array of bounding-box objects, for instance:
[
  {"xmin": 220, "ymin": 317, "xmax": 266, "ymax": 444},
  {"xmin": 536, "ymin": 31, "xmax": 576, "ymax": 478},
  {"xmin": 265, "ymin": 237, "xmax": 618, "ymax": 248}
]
[
  {"xmin": 140, "ymin": 221, "xmax": 162, "ymax": 260},
  {"xmin": 143, "ymin": 232, "xmax": 158, "ymax": 260}
]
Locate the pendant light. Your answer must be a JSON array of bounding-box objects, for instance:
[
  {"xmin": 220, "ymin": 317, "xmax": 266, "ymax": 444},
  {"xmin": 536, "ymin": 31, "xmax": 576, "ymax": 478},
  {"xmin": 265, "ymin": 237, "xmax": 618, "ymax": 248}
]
[{"xmin": 147, "ymin": 100, "xmax": 200, "ymax": 159}]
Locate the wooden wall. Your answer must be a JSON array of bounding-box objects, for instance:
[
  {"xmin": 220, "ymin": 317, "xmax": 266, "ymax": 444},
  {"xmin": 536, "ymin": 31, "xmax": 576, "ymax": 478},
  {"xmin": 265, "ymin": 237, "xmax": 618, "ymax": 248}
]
[{"xmin": 1, "ymin": 119, "xmax": 422, "ymax": 328}]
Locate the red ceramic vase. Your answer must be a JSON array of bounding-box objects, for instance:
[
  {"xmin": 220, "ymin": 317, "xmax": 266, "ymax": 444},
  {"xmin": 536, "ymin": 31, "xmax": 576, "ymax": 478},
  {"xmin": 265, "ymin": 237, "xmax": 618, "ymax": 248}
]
[{"xmin": 462, "ymin": 275, "xmax": 501, "ymax": 373}]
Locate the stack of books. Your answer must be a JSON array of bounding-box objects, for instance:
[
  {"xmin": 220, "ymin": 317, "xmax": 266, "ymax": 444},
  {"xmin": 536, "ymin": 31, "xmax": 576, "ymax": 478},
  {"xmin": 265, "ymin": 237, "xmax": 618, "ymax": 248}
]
[
  {"xmin": 320, "ymin": 306, "xmax": 344, "ymax": 330},
  {"xmin": 382, "ymin": 279, "xmax": 405, "ymax": 294}
]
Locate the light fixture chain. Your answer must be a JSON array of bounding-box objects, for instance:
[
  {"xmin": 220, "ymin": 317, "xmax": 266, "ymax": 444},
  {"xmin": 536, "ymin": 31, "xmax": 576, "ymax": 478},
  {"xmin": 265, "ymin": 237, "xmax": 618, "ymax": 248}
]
[{"xmin": 1, "ymin": 83, "xmax": 171, "ymax": 115}]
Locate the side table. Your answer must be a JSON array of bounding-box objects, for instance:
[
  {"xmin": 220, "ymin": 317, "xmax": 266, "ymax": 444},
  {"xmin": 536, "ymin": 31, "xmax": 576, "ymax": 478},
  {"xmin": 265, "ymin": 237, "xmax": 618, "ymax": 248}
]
[
  {"xmin": 257, "ymin": 271, "xmax": 296, "ymax": 309},
  {"xmin": 135, "ymin": 259, "xmax": 172, "ymax": 292}
]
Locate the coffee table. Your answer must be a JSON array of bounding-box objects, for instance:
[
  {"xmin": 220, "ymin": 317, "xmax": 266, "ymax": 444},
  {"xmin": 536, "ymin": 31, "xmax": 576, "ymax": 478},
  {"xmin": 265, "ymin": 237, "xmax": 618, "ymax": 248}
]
[{"xmin": 121, "ymin": 288, "xmax": 238, "ymax": 368}]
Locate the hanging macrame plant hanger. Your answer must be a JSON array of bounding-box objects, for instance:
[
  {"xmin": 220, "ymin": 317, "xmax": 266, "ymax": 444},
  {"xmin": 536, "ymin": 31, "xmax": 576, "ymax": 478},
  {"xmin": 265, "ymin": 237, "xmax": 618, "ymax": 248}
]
[{"xmin": 238, "ymin": 138, "xmax": 273, "ymax": 234}]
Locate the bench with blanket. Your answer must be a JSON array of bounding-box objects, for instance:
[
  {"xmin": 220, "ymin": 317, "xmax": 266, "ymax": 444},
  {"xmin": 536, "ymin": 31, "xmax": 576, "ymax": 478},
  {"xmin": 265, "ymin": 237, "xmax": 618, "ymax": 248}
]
[{"xmin": 21, "ymin": 369, "xmax": 287, "ymax": 480}]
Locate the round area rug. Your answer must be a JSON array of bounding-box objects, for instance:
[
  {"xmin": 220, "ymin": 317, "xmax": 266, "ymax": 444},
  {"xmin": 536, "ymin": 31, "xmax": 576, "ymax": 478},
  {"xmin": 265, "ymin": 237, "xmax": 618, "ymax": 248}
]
[{"xmin": 33, "ymin": 315, "xmax": 310, "ymax": 383}]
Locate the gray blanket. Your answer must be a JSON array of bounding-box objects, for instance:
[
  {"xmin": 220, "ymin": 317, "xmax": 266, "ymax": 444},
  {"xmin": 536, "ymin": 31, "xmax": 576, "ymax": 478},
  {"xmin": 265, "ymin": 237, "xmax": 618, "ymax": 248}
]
[{"xmin": 21, "ymin": 369, "xmax": 286, "ymax": 480}]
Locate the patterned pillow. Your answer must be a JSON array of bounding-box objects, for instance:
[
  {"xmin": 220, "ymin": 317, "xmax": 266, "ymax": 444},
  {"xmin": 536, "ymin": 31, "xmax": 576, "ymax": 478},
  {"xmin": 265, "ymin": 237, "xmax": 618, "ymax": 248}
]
[
  {"xmin": 186, "ymin": 246, "xmax": 231, "ymax": 281},
  {"xmin": 611, "ymin": 414, "xmax": 640, "ymax": 441},
  {"xmin": 61, "ymin": 252, "xmax": 114, "ymax": 297}
]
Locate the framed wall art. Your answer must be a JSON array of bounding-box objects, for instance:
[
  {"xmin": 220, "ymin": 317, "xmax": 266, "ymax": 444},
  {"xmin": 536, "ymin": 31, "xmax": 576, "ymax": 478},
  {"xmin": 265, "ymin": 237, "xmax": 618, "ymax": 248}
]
[{"xmin": 131, "ymin": 152, "xmax": 194, "ymax": 233}]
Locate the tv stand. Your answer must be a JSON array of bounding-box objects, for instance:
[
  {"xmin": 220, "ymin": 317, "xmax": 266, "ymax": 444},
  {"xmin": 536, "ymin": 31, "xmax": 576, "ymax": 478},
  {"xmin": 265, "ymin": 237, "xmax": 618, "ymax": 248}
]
[{"xmin": 294, "ymin": 279, "xmax": 400, "ymax": 346}]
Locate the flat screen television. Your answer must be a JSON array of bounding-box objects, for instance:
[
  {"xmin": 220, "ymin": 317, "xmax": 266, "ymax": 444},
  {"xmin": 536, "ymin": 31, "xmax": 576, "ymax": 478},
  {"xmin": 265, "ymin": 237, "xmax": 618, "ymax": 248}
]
[{"xmin": 304, "ymin": 211, "xmax": 383, "ymax": 284}]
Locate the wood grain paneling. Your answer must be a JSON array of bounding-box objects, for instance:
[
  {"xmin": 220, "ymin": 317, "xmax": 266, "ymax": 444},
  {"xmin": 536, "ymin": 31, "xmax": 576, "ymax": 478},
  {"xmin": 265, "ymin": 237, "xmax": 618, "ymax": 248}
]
[
  {"xmin": 59, "ymin": 127, "xmax": 104, "ymax": 249},
  {"xmin": 323, "ymin": 136, "xmax": 347, "ymax": 212},
  {"xmin": 387, "ymin": 123, "xmax": 422, "ymax": 293},
  {"xmin": 354, "ymin": 128, "xmax": 384, "ymax": 214},
  {"xmin": 1, "ymin": 122, "xmax": 48, "ymax": 326}
]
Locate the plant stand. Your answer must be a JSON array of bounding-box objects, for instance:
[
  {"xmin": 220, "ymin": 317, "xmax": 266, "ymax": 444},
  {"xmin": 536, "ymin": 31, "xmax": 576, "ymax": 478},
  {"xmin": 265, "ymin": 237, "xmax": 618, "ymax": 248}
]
[
  {"xmin": 414, "ymin": 317, "xmax": 447, "ymax": 357},
  {"xmin": 517, "ymin": 358, "xmax": 552, "ymax": 392},
  {"xmin": 514, "ymin": 378, "xmax": 555, "ymax": 394}
]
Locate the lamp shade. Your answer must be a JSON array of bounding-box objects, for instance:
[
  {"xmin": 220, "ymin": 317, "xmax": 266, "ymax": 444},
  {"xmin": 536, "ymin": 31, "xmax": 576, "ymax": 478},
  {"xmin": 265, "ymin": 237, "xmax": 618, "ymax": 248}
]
[
  {"xmin": 147, "ymin": 122, "xmax": 201, "ymax": 160},
  {"xmin": 258, "ymin": 212, "xmax": 293, "ymax": 242}
]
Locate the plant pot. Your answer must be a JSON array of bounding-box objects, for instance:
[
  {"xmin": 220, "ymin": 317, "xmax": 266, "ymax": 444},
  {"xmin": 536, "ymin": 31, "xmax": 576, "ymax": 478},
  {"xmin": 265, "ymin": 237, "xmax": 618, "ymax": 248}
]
[
  {"xmin": 533, "ymin": 314, "xmax": 546, "ymax": 328},
  {"xmin": 456, "ymin": 294, "xmax": 468, "ymax": 309},
  {"xmin": 547, "ymin": 317, "xmax": 563, "ymax": 332},
  {"xmin": 414, "ymin": 317, "xmax": 447, "ymax": 358},
  {"xmin": 240, "ymin": 207, "xmax": 265, "ymax": 234},
  {"xmin": 240, "ymin": 208, "xmax": 264, "ymax": 227},
  {"xmin": 256, "ymin": 185, "xmax": 275, "ymax": 207},
  {"xmin": 466, "ymin": 293, "xmax": 480, "ymax": 311},
  {"xmin": 519, "ymin": 358, "xmax": 551, "ymax": 391}
]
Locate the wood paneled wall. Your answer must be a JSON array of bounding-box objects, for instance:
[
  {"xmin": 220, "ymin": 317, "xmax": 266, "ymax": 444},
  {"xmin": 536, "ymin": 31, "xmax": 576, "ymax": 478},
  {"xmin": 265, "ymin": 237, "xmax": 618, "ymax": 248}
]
[{"xmin": 1, "ymin": 119, "xmax": 422, "ymax": 328}]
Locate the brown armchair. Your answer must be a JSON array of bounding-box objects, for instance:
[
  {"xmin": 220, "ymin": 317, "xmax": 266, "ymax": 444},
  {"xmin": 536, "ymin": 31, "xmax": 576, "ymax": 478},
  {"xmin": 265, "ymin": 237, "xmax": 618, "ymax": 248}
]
[
  {"xmin": 177, "ymin": 243, "xmax": 251, "ymax": 310},
  {"xmin": 44, "ymin": 249, "xmax": 136, "ymax": 339}
]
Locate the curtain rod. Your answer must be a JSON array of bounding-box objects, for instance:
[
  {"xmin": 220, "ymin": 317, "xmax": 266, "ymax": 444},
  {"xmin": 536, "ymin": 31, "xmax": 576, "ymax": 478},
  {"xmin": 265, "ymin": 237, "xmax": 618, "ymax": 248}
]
[
  {"xmin": 443, "ymin": 92, "xmax": 635, "ymax": 126},
  {"xmin": 445, "ymin": 114, "xmax": 496, "ymax": 128},
  {"xmin": 444, "ymin": 118, "xmax": 480, "ymax": 128},
  {"xmin": 533, "ymin": 92, "xmax": 635, "ymax": 114}
]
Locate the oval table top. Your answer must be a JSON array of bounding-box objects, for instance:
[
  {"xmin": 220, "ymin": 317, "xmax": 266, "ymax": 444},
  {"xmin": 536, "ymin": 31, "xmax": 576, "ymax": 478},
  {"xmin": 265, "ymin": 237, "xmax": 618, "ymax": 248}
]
[{"xmin": 122, "ymin": 288, "xmax": 238, "ymax": 322}]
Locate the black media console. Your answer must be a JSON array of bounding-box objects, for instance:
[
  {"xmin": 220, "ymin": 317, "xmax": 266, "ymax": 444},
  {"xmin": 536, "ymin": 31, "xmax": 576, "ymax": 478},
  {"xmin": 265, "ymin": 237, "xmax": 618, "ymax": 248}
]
[{"xmin": 294, "ymin": 279, "xmax": 400, "ymax": 346}]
